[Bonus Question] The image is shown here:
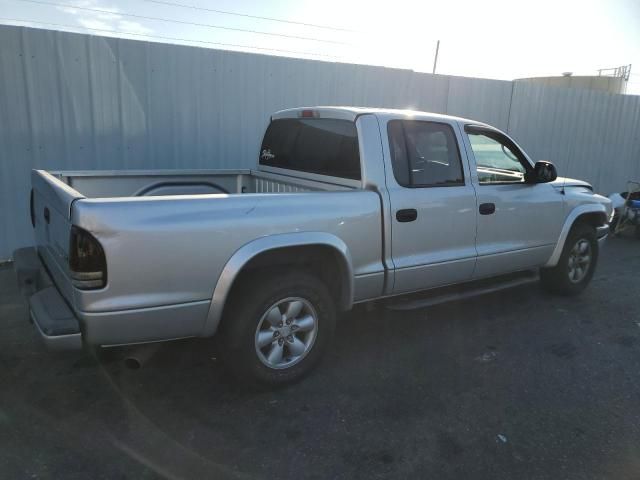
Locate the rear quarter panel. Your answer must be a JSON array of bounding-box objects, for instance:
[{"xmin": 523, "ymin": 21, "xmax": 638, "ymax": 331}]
[{"xmin": 71, "ymin": 191, "xmax": 383, "ymax": 316}]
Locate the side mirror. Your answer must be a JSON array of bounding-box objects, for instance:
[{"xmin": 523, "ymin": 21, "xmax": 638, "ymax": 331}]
[{"xmin": 527, "ymin": 160, "xmax": 557, "ymax": 184}]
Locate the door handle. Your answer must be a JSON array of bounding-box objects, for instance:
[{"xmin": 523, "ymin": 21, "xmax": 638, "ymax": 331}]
[
  {"xmin": 396, "ymin": 208, "xmax": 418, "ymax": 222},
  {"xmin": 43, "ymin": 207, "xmax": 50, "ymax": 224},
  {"xmin": 479, "ymin": 203, "xmax": 495, "ymax": 215}
]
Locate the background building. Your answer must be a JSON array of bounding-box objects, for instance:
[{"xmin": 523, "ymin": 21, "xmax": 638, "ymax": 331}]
[{"xmin": 516, "ymin": 65, "xmax": 632, "ymax": 94}]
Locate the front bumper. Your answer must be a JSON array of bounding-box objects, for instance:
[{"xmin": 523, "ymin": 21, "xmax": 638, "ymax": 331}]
[
  {"xmin": 14, "ymin": 247, "xmax": 82, "ymax": 351},
  {"xmin": 596, "ymin": 224, "xmax": 609, "ymax": 247}
]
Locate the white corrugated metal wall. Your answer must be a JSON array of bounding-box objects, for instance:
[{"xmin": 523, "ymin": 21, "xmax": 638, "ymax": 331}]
[
  {"xmin": 508, "ymin": 82, "xmax": 640, "ymax": 193},
  {"xmin": 1, "ymin": 25, "xmax": 639, "ymax": 260}
]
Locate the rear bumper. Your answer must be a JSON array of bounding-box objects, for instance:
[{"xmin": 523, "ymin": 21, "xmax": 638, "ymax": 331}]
[
  {"xmin": 14, "ymin": 247, "xmax": 82, "ymax": 351},
  {"xmin": 14, "ymin": 247, "xmax": 208, "ymax": 350},
  {"xmin": 30, "ymin": 287, "xmax": 82, "ymax": 351}
]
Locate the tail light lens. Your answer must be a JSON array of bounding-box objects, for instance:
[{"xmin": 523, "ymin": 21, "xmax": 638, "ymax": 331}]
[{"xmin": 69, "ymin": 226, "xmax": 107, "ymax": 289}]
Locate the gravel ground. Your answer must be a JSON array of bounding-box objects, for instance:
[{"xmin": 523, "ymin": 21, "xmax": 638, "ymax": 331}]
[{"xmin": 1, "ymin": 237, "xmax": 639, "ymax": 480}]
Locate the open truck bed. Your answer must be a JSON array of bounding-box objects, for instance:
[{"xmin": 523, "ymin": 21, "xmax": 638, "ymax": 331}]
[
  {"xmin": 25, "ymin": 165, "xmax": 384, "ymax": 349},
  {"xmin": 45, "ymin": 168, "xmax": 356, "ymax": 198}
]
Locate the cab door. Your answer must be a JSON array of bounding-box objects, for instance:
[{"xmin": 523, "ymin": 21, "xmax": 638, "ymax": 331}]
[
  {"xmin": 384, "ymin": 118, "xmax": 478, "ymax": 294},
  {"xmin": 461, "ymin": 125, "xmax": 564, "ymax": 278}
]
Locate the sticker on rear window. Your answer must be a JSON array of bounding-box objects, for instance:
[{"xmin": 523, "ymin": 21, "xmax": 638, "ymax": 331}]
[{"xmin": 260, "ymin": 149, "xmax": 275, "ymax": 162}]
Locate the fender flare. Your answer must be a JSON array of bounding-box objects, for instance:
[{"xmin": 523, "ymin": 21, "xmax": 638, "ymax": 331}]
[
  {"xmin": 201, "ymin": 232, "xmax": 354, "ymax": 336},
  {"xmin": 544, "ymin": 204, "xmax": 608, "ymax": 267}
]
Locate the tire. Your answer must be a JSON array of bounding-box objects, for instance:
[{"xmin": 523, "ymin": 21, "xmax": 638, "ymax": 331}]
[
  {"xmin": 540, "ymin": 222, "xmax": 598, "ymax": 295},
  {"xmin": 218, "ymin": 270, "xmax": 336, "ymax": 388}
]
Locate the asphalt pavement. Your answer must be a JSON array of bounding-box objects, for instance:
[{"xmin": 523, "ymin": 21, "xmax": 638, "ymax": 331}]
[{"xmin": 1, "ymin": 237, "xmax": 639, "ymax": 480}]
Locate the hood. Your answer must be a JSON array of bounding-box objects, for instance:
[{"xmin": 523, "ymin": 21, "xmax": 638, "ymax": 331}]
[{"xmin": 550, "ymin": 177, "xmax": 592, "ymax": 190}]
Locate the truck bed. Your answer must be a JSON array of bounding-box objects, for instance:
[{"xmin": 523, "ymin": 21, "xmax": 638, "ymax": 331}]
[
  {"xmin": 30, "ymin": 167, "xmax": 384, "ymax": 346},
  {"xmin": 48, "ymin": 168, "xmax": 356, "ymax": 199}
]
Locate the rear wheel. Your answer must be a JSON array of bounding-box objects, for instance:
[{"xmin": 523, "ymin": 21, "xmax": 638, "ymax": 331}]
[
  {"xmin": 218, "ymin": 270, "xmax": 336, "ymax": 387},
  {"xmin": 540, "ymin": 223, "xmax": 598, "ymax": 295}
]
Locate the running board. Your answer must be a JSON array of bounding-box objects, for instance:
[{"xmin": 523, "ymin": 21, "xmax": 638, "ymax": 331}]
[{"xmin": 385, "ymin": 270, "xmax": 539, "ymax": 311}]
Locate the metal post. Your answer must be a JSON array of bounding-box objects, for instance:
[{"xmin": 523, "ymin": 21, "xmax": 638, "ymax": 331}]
[{"xmin": 432, "ymin": 40, "xmax": 440, "ymax": 74}]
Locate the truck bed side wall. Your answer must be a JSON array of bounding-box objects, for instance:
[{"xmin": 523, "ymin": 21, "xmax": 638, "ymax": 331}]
[
  {"xmin": 51, "ymin": 169, "xmax": 353, "ymax": 198},
  {"xmin": 71, "ymin": 190, "xmax": 384, "ymax": 343}
]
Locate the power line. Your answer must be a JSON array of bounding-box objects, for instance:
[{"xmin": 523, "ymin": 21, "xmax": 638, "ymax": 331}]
[
  {"xmin": 0, "ymin": 17, "xmax": 342, "ymax": 58},
  {"xmin": 144, "ymin": 0, "xmax": 358, "ymax": 33},
  {"xmin": 16, "ymin": 0, "xmax": 349, "ymax": 45}
]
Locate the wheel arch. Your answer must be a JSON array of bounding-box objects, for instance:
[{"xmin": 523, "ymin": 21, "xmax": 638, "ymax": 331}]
[
  {"xmin": 201, "ymin": 232, "xmax": 354, "ymax": 336},
  {"xmin": 544, "ymin": 204, "xmax": 608, "ymax": 267}
]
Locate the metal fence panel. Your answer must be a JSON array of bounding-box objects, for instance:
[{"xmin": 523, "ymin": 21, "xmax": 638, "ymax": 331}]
[
  {"xmin": 447, "ymin": 76, "xmax": 513, "ymax": 130},
  {"xmin": 508, "ymin": 82, "xmax": 640, "ymax": 195},
  {"xmin": 1, "ymin": 24, "xmax": 639, "ymax": 259}
]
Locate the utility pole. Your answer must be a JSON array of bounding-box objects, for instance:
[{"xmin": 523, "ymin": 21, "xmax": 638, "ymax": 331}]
[{"xmin": 432, "ymin": 40, "xmax": 440, "ymax": 74}]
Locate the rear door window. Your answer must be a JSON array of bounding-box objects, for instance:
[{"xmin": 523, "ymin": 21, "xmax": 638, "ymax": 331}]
[
  {"xmin": 259, "ymin": 118, "xmax": 361, "ymax": 180},
  {"xmin": 387, "ymin": 120, "xmax": 464, "ymax": 187}
]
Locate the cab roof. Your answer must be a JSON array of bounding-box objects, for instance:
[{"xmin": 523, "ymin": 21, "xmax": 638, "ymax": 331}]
[{"xmin": 271, "ymin": 106, "xmax": 487, "ymax": 127}]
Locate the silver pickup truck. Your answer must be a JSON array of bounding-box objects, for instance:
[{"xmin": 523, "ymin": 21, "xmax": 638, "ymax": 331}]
[{"xmin": 15, "ymin": 106, "xmax": 612, "ymax": 386}]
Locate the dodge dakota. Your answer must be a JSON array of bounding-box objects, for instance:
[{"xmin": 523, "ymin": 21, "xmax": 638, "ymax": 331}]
[{"xmin": 14, "ymin": 107, "xmax": 612, "ymax": 386}]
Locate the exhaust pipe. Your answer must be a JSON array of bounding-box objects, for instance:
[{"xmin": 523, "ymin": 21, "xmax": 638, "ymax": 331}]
[{"xmin": 123, "ymin": 344, "xmax": 160, "ymax": 370}]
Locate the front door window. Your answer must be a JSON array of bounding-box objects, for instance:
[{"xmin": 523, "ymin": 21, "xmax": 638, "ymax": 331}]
[{"xmin": 467, "ymin": 131, "xmax": 528, "ymax": 184}]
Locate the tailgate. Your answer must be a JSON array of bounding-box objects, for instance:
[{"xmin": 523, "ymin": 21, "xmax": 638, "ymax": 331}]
[{"xmin": 31, "ymin": 170, "xmax": 84, "ymax": 304}]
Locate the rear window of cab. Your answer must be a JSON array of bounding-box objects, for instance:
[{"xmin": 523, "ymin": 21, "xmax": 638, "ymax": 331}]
[{"xmin": 259, "ymin": 118, "xmax": 361, "ymax": 180}]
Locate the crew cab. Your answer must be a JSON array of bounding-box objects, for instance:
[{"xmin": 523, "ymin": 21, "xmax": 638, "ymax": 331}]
[{"xmin": 14, "ymin": 107, "xmax": 612, "ymax": 386}]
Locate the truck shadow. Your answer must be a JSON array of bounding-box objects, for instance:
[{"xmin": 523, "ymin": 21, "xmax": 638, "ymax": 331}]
[
  {"xmin": 95, "ymin": 281, "xmax": 571, "ymax": 431},
  {"xmin": 80, "ymin": 282, "xmax": 582, "ymax": 477}
]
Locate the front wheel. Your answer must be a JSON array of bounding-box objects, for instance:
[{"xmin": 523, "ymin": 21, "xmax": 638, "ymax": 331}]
[
  {"xmin": 540, "ymin": 223, "xmax": 598, "ymax": 295},
  {"xmin": 218, "ymin": 270, "xmax": 336, "ymax": 387}
]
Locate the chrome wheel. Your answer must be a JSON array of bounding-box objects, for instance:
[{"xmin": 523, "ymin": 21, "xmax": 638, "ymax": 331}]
[
  {"xmin": 255, "ymin": 297, "xmax": 318, "ymax": 370},
  {"xmin": 567, "ymin": 238, "xmax": 592, "ymax": 283}
]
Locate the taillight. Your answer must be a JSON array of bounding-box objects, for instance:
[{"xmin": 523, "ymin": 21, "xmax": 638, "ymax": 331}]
[{"xmin": 69, "ymin": 226, "xmax": 107, "ymax": 289}]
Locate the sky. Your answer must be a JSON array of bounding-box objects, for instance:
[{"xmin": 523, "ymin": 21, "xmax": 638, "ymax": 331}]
[{"xmin": 1, "ymin": 0, "xmax": 639, "ymax": 94}]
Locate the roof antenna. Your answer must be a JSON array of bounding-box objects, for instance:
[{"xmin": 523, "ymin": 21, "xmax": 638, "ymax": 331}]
[{"xmin": 432, "ymin": 40, "xmax": 440, "ymax": 74}]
